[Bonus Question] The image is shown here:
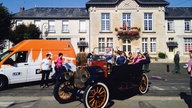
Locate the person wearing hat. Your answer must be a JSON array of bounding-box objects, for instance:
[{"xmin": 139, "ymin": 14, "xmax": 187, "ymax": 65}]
[{"xmin": 187, "ymin": 50, "xmax": 192, "ymax": 94}]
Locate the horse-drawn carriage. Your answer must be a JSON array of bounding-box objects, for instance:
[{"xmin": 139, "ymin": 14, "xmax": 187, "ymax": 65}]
[{"xmin": 53, "ymin": 48, "xmax": 149, "ymax": 108}]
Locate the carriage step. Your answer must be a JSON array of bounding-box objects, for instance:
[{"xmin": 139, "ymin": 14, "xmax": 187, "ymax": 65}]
[{"xmin": 119, "ymin": 82, "xmax": 138, "ymax": 89}]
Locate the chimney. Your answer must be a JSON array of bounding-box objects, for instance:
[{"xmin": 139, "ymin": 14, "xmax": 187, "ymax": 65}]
[{"xmin": 20, "ymin": 7, "xmax": 25, "ymax": 12}]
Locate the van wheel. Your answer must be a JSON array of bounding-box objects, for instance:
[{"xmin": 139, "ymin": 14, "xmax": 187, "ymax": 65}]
[
  {"xmin": 138, "ymin": 73, "xmax": 149, "ymax": 94},
  {"xmin": 83, "ymin": 82, "xmax": 109, "ymax": 108},
  {"xmin": 0, "ymin": 76, "xmax": 8, "ymax": 91}
]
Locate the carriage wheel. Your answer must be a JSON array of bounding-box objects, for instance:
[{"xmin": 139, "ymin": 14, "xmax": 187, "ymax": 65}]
[
  {"xmin": 138, "ymin": 73, "xmax": 149, "ymax": 94},
  {"xmin": 53, "ymin": 81, "xmax": 74, "ymax": 103},
  {"xmin": 83, "ymin": 82, "xmax": 109, "ymax": 108}
]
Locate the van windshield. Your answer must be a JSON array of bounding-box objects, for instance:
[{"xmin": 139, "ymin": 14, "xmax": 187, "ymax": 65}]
[{"xmin": 0, "ymin": 50, "xmax": 13, "ymax": 62}]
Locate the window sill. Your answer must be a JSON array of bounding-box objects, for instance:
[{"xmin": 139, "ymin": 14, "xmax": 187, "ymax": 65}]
[
  {"xmin": 99, "ymin": 31, "xmax": 113, "ymax": 33},
  {"xmin": 62, "ymin": 31, "xmax": 70, "ymax": 33},
  {"xmin": 167, "ymin": 31, "xmax": 175, "ymax": 33},
  {"xmin": 49, "ymin": 31, "xmax": 56, "ymax": 33},
  {"xmin": 184, "ymin": 31, "xmax": 192, "ymax": 33},
  {"xmin": 142, "ymin": 31, "xmax": 156, "ymax": 33}
]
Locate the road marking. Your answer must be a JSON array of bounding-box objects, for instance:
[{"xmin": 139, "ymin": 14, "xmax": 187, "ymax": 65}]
[
  {"xmin": 0, "ymin": 102, "xmax": 14, "ymax": 107},
  {"xmin": 151, "ymin": 86, "xmax": 165, "ymax": 90}
]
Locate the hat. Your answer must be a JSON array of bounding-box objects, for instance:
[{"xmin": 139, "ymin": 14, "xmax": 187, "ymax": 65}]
[
  {"xmin": 189, "ymin": 50, "xmax": 192, "ymax": 53},
  {"xmin": 136, "ymin": 49, "xmax": 141, "ymax": 54}
]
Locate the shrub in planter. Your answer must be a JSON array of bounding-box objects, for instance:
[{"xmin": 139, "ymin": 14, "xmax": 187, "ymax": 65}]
[
  {"xmin": 158, "ymin": 52, "xmax": 166, "ymax": 59},
  {"xmin": 76, "ymin": 53, "xmax": 87, "ymax": 66}
]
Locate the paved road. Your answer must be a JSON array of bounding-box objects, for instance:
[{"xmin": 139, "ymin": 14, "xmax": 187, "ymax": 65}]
[{"xmin": 0, "ymin": 63, "xmax": 191, "ymax": 108}]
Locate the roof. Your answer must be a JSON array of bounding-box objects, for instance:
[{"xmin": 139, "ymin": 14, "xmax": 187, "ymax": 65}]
[
  {"xmin": 13, "ymin": 7, "xmax": 89, "ymax": 19},
  {"xmin": 86, "ymin": 0, "xmax": 169, "ymax": 7},
  {"xmin": 165, "ymin": 7, "xmax": 192, "ymax": 19}
]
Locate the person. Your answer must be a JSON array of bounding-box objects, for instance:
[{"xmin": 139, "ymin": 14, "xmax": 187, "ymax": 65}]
[
  {"xmin": 87, "ymin": 52, "xmax": 93, "ymax": 66},
  {"xmin": 116, "ymin": 51, "xmax": 127, "ymax": 65},
  {"xmin": 54, "ymin": 53, "xmax": 64, "ymax": 84},
  {"xmin": 133, "ymin": 51, "xmax": 146, "ymax": 64},
  {"xmin": 127, "ymin": 52, "xmax": 134, "ymax": 64},
  {"xmin": 143, "ymin": 51, "xmax": 151, "ymax": 72},
  {"xmin": 105, "ymin": 48, "xmax": 113, "ymax": 74},
  {"xmin": 40, "ymin": 53, "xmax": 52, "ymax": 88},
  {"xmin": 172, "ymin": 51, "xmax": 180, "ymax": 73},
  {"xmin": 188, "ymin": 50, "xmax": 192, "ymax": 94},
  {"xmin": 105, "ymin": 48, "xmax": 113, "ymax": 64}
]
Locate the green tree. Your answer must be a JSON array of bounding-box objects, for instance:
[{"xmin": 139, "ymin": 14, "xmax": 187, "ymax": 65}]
[
  {"xmin": 0, "ymin": 3, "xmax": 13, "ymax": 48},
  {"xmin": 10, "ymin": 23, "xmax": 41, "ymax": 44}
]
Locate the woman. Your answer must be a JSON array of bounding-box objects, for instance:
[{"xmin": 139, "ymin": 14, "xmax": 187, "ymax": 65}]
[
  {"xmin": 188, "ymin": 50, "xmax": 192, "ymax": 94},
  {"xmin": 54, "ymin": 53, "xmax": 64, "ymax": 84},
  {"xmin": 40, "ymin": 53, "xmax": 52, "ymax": 88},
  {"xmin": 127, "ymin": 52, "xmax": 134, "ymax": 64},
  {"xmin": 133, "ymin": 52, "xmax": 146, "ymax": 64}
]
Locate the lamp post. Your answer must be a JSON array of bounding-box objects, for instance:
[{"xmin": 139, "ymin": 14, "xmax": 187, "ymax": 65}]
[{"xmin": 41, "ymin": 23, "xmax": 48, "ymax": 39}]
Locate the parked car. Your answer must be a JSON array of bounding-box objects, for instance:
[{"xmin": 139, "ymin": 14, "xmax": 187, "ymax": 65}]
[{"xmin": 53, "ymin": 47, "xmax": 149, "ymax": 108}]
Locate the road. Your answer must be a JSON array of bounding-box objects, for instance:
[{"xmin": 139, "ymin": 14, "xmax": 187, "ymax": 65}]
[{"xmin": 0, "ymin": 63, "xmax": 191, "ymax": 108}]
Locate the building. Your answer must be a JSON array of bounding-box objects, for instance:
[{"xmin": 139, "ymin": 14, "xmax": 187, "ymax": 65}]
[
  {"xmin": 13, "ymin": 7, "xmax": 90, "ymax": 54},
  {"xmin": 12, "ymin": 0, "xmax": 192, "ymax": 62}
]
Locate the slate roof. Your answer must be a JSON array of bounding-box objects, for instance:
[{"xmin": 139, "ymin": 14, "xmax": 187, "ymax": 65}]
[
  {"xmin": 165, "ymin": 7, "xmax": 192, "ymax": 19},
  {"xmin": 13, "ymin": 7, "xmax": 89, "ymax": 19},
  {"xmin": 86, "ymin": 0, "xmax": 169, "ymax": 7}
]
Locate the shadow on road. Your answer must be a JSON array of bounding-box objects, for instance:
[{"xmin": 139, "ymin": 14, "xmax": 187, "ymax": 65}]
[{"xmin": 179, "ymin": 92, "xmax": 192, "ymax": 108}]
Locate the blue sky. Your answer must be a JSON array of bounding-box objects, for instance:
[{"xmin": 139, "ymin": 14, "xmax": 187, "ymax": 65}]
[{"xmin": 0, "ymin": 0, "xmax": 192, "ymax": 13}]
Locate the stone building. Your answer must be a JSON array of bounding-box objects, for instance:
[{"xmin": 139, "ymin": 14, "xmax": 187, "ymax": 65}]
[{"xmin": 12, "ymin": 0, "xmax": 192, "ymax": 61}]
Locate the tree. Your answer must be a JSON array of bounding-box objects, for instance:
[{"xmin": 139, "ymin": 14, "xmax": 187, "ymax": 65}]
[
  {"xmin": 0, "ymin": 3, "xmax": 13, "ymax": 49},
  {"xmin": 10, "ymin": 24, "xmax": 41, "ymax": 44}
]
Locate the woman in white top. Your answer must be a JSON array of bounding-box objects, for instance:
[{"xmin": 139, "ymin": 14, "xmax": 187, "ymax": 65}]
[{"xmin": 40, "ymin": 53, "xmax": 52, "ymax": 88}]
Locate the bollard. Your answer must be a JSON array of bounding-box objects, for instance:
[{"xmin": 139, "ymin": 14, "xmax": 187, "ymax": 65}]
[{"xmin": 167, "ymin": 64, "xmax": 170, "ymax": 72}]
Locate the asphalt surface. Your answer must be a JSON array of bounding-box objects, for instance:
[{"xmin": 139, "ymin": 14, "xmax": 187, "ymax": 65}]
[{"xmin": 0, "ymin": 63, "xmax": 191, "ymax": 108}]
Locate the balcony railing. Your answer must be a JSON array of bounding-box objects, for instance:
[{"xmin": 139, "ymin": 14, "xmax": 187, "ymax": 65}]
[{"xmin": 77, "ymin": 41, "xmax": 88, "ymax": 47}]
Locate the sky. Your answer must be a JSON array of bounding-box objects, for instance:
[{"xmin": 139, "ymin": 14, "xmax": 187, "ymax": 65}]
[{"xmin": 0, "ymin": 0, "xmax": 192, "ymax": 13}]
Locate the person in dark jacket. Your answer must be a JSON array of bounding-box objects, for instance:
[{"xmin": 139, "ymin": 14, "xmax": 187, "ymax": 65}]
[
  {"xmin": 143, "ymin": 51, "xmax": 151, "ymax": 72},
  {"xmin": 172, "ymin": 51, "xmax": 180, "ymax": 73},
  {"xmin": 116, "ymin": 51, "xmax": 127, "ymax": 65}
]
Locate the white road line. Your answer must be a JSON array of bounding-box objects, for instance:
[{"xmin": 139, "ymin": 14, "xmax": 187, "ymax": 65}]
[{"xmin": 151, "ymin": 86, "xmax": 165, "ymax": 90}]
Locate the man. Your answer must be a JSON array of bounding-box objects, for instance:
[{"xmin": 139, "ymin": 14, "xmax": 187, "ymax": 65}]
[
  {"xmin": 143, "ymin": 51, "xmax": 151, "ymax": 72},
  {"xmin": 172, "ymin": 51, "xmax": 180, "ymax": 73},
  {"xmin": 105, "ymin": 48, "xmax": 113, "ymax": 74},
  {"xmin": 105, "ymin": 48, "xmax": 113, "ymax": 64},
  {"xmin": 188, "ymin": 50, "xmax": 192, "ymax": 94}
]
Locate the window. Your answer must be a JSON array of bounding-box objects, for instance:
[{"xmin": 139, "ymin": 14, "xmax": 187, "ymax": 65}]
[
  {"xmin": 184, "ymin": 38, "xmax": 192, "ymax": 53},
  {"xmin": 122, "ymin": 39, "xmax": 131, "ymax": 53},
  {"xmin": 48, "ymin": 20, "xmax": 55, "ymax": 32},
  {"xmin": 144, "ymin": 13, "xmax": 152, "ymax": 31},
  {"xmin": 60, "ymin": 38, "xmax": 71, "ymax": 41},
  {"xmin": 79, "ymin": 20, "xmax": 86, "ymax": 32},
  {"xmin": 185, "ymin": 20, "xmax": 191, "ymax": 31},
  {"xmin": 16, "ymin": 20, "xmax": 23, "ymax": 26},
  {"xmin": 150, "ymin": 38, "xmax": 156, "ymax": 53},
  {"xmin": 101, "ymin": 13, "xmax": 110, "ymax": 31},
  {"xmin": 4, "ymin": 51, "xmax": 28, "ymax": 65},
  {"xmin": 123, "ymin": 13, "xmax": 131, "ymax": 28},
  {"xmin": 34, "ymin": 20, "xmax": 41, "ymax": 29},
  {"xmin": 167, "ymin": 20, "xmax": 174, "ymax": 32},
  {"xmin": 62, "ymin": 20, "xmax": 69, "ymax": 32},
  {"xmin": 142, "ymin": 38, "xmax": 148, "ymax": 52},
  {"xmin": 98, "ymin": 38, "xmax": 105, "ymax": 53},
  {"xmin": 107, "ymin": 38, "xmax": 113, "ymax": 47}
]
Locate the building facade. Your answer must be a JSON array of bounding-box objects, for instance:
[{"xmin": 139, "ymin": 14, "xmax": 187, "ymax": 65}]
[{"xmin": 12, "ymin": 0, "xmax": 192, "ymax": 62}]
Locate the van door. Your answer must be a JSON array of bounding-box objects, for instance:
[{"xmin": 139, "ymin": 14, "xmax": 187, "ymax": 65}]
[{"xmin": 2, "ymin": 51, "xmax": 28, "ymax": 84}]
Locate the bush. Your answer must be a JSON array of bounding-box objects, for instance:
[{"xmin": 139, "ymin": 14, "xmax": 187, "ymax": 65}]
[
  {"xmin": 76, "ymin": 53, "xmax": 87, "ymax": 66},
  {"xmin": 158, "ymin": 52, "xmax": 166, "ymax": 59}
]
